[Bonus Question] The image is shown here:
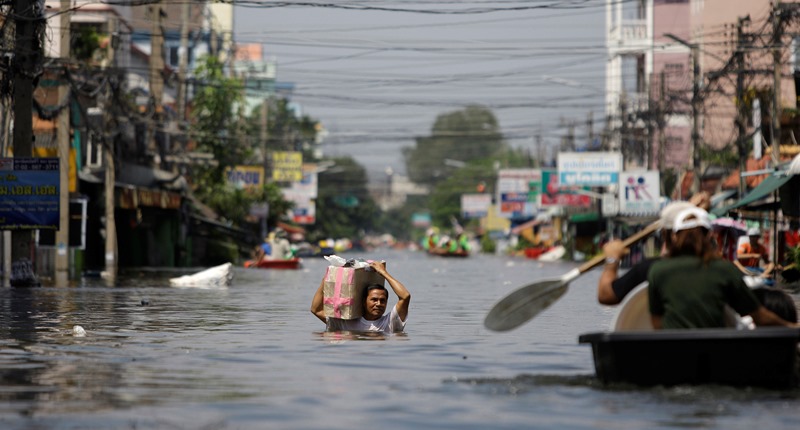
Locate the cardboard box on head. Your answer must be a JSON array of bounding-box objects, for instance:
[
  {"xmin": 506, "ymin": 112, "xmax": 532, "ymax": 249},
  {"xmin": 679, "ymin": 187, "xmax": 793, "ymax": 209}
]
[{"xmin": 323, "ymin": 262, "xmax": 386, "ymax": 320}]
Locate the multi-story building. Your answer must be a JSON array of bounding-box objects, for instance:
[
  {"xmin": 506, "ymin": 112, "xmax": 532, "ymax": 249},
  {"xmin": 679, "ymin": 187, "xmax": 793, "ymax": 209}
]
[{"xmin": 606, "ymin": 0, "xmax": 800, "ymax": 196}]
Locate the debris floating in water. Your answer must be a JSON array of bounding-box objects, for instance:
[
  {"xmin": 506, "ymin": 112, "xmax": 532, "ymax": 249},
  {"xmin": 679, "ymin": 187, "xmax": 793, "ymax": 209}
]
[{"xmin": 72, "ymin": 325, "xmax": 86, "ymax": 337}]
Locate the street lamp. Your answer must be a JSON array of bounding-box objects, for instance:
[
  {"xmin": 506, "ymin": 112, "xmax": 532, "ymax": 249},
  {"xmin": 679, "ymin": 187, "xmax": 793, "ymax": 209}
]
[{"xmin": 664, "ymin": 33, "xmax": 701, "ymax": 194}]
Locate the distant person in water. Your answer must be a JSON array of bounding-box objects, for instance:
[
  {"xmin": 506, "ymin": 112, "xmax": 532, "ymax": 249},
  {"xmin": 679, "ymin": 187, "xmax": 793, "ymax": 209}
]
[{"xmin": 310, "ymin": 261, "xmax": 410, "ymax": 334}]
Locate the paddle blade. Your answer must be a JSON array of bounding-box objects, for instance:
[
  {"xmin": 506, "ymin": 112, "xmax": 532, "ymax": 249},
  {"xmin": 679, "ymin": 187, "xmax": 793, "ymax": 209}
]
[{"xmin": 484, "ymin": 279, "xmax": 568, "ymax": 332}]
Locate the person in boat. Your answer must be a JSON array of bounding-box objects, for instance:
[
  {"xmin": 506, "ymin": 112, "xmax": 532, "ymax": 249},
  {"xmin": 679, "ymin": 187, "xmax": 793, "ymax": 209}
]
[
  {"xmin": 254, "ymin": 232, "xmax": 274, "ymax": 262},
  {"xmin": 422, "ymin": 228, "xmax": 440, "ymax": 251},
  {"xmin": 310, "ymin": 261, "xmax": 410, "ymax": 334},
  {"xmin": 733, "ymin": 228, "xmax": 776, "ymax": 285},
  {"xmin": 270, "ymin": 228, "xmax": 293, "ymax": 260},
  {"xmin": 597, "ymin": 200, "xmax": 695, "ymax": 305},
  {"xmin": 452, "ymin": 227, "xmax": 470, "ymax": 253},
  {"xmin": 647, "ymin": 207, "xmax": 797, "ymax": 329}
]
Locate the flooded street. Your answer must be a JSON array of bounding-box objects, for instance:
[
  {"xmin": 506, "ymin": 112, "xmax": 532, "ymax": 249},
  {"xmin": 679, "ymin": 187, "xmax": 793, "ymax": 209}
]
[{"xmin": 1, "ymin": 249, "xmax": 799, "ymax": 429}]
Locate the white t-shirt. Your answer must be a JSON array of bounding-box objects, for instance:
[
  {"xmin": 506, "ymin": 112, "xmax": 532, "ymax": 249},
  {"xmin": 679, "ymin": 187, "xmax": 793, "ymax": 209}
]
[{"xmin": 326, "ymin": 306, "xmax": 406, "ymax": 334}]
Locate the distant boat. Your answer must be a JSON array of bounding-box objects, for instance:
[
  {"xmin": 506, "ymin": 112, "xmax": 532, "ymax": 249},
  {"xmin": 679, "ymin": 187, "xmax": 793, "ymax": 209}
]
[
  {"xmin": 244, "ymin": 257, "xmax": 302, "ymax": 270},
  {"xmin": 427, "ymin": 248, "xmax": 469, "ymax": 258}
]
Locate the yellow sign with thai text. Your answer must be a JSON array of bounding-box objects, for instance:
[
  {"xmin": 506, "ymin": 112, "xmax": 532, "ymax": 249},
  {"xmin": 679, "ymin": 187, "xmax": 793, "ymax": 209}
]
[{"xmin": 271, "ymin": 151, "xmax": 303, "ymax": 182}]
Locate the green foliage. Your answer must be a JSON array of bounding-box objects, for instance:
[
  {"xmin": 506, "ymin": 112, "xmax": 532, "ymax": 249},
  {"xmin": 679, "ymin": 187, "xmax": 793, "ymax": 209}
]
[
  {"xmin": 244, "ymin": 98, "xmax": 320, "ymax": 160},
  {"xmin": 186, "ymin": 58, "xmax": 299, "ymax": 232},
  {"xmin": 426, "ymin": 148, "xmax": 535, "ymax": 227},
  {"xmin": 403, "ymin": 105, "xmax": 506, "ymax": 187},
  {"xmin": 199, "ymin": 182, "xmax": 293, "ymax": 229},
  {"xmin": 700, "ymin": 143, "xmax": 738, "ymax": 168},
  {"xmin": 787, "ymin": 245, "xmax": 800, "ymax": 270},
  {"xmin": 313, "ymin": 157, "xmax": 379, "ymax": 241},
  {"xmin": 480, "ymin": 234, "xmax": 496, "ymax": 254},
  {"xmin": 73, "ymin": 26, "xmax": 101, "ymax": 61},
  {"xmin": 661, "ymin": 168, "xmax": 678, "ymax": 198},
  {"xmin": 190, "ymin": 56, "xmax": 248, "ymax": 187}
]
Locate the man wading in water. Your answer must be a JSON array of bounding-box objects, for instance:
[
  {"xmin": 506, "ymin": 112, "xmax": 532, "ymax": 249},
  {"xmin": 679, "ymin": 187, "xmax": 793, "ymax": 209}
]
[{"xmin": 311, "ymin": 261, "xmax": 411, "ymax": 334}]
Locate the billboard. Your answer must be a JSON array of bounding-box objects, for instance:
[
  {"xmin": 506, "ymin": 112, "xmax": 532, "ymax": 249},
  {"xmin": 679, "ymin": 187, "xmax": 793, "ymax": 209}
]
[
  {"xmin": 461, "ymin": 193, "xmax": 492, "ymax": 218},
  {"xmin": 271, "ymin": 151, "xmax": 303, "ymax": 182},
  {"xmin": 557, "ymin": 152, "xmax": 622, "ymax": 186},
  {"xmin": 540, "ymin": 169, "xmax": 592, "ymax": 207},
  {"xmin": 227, "ymin": 165, "xmax": 265, "ymax": 188},
  {"xmin": 496, "ymin": 169, "xmax": 541, "ymax": 219},
  {"xmin": 281, "ymin": 164, "xmax": 319, "ymax": 224},
  {"xmin": 0, "ymin": 158, "xmax": 60, "ymax": 230},
  {"xmin": 618, "ymin": 170, "xmax": 660, "ymax": 215}
]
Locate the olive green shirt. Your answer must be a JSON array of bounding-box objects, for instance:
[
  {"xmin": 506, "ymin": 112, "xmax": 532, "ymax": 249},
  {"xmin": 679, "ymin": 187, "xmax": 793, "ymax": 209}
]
[{"xmin": 648, "ymin": 255, "xmax": 759, "ymax": 329}]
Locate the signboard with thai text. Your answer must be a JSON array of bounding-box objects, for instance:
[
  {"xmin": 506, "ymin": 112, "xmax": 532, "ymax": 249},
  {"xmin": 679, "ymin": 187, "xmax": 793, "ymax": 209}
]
[
  {"xmin": 557, "ymin": 152, "xmax": 622, "ymax": 186},
  {"xmin": 461, "ymin": 193, "xmax": 492, "ymax": 218},
  {"xmin": 271, "ymin": 151, "xmax": 303, "ymax": 182},
  {"xmin": 540, "ymin": 169, "xmax": 592, "ymax": 207},
  {"xmin": 226, "ymin": 165, "xmax": 265, "ymax": 188},
  {"xmin": 281, "ymin": 164, "xmax": 318, "ymax": 224},
  {"xmin": 496, "ymin": 169, "xmax": 541, "ymax": 219},
  {"xmin": 0, "ymin": 158, "xmax": 60, "ymax": 230}
]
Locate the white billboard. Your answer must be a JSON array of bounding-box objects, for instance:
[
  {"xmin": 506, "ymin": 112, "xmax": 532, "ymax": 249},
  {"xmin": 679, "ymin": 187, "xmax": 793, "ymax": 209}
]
[
  {"xmin": 557, "ymin": 152, "xmax": 622, "ymax": 186},
  {"xmin": 496, "ymin": 169, "xmax": 541, "ymax": 219},
  {"xmin": 618, "ymin": 170, "xmax": 660, "ymax": 215}
]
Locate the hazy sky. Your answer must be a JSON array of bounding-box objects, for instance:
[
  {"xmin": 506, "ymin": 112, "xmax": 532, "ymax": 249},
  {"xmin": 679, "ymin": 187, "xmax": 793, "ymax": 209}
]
[{"xmin": 232, "ymin": 1, "xmax": 607, "ymax": 179}]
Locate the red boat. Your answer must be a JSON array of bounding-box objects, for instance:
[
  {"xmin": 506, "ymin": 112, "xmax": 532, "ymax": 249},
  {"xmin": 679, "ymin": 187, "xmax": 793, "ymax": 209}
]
[{"xmin": 244, "ymin": 257, "xmax": 302, "ymax": 270}]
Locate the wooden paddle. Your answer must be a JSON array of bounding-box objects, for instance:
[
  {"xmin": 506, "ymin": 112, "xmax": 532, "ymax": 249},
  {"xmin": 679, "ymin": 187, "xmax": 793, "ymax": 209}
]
[{"xmin": 484, "ymin": 220, "xmax": 661, "ymax": 332}]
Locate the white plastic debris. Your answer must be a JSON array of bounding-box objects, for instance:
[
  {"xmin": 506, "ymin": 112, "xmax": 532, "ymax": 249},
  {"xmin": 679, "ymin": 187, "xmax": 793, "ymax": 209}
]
[
  {"xmin": 72, "ymin": 325, "xmax": 86, "ymax": 337},
  {"xmin": 323, "ymin": 255, "xmax": 347, "ymax": 267}
]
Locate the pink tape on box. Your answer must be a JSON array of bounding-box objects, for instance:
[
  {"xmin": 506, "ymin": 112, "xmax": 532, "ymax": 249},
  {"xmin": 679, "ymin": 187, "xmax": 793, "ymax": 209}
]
[{"xmin": 323, "ymin": 267, "xmax": 356, "ymax": 318}]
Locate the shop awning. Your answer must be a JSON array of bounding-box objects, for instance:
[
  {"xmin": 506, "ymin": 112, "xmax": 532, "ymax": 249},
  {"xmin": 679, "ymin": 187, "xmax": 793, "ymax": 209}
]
[
  {"xmin": 712, "ymin": 173, "xmax": 794, "ymax": 216},
  {"xmin": 569, "ymin": 212, "xmax": 600, "ymax": 223}
]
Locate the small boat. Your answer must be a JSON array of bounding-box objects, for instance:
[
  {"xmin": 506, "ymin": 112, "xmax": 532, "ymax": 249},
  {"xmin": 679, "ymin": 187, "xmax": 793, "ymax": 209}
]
[
  {"xmin": 578, "ymin": 284, "xmax": 800, "ymax": 388},
  {"xmin": 427, "ymin": 248, "xmax": 469, "ymax": 258},
  {"xmin": 169, "ymin": 262, "xmax": 234, "ymax": 288},
  {"xmin": 244, "ymin": 257, "xmax": 302, "ymax": 270}
]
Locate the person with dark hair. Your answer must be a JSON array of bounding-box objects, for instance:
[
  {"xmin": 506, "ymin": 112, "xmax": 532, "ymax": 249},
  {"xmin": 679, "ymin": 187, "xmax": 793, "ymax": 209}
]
[
  {"xmin": 647, "ymin": 207, "xmax": 798, "ymax": 329},
  {"xmin": 734, "ymin": 228, "xmax": 775, "ymax": 283},
  {"xmin": 597, "ymin": 201, "xmax": 694, "ymax": 305},
  {"xmin": 310, "ymin": 261, "xmax": 410, "ymax": 333},
  {"xmin": 752, "ymin": 287, "xmax": 798, "ymax": 323}
]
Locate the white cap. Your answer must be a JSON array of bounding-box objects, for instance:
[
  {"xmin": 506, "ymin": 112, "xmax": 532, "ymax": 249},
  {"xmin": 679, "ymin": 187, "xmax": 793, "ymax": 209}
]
[
  {"xmin": 747, "ymin": 228, "xmax": 760, "ymax": 236},
  {"xmin": 672, "ymin": 207, "xmax": 711, "ymax": 232},
  {"xmin": 658, "ymin": 201, "xmax": 695, "ymax": 230}
]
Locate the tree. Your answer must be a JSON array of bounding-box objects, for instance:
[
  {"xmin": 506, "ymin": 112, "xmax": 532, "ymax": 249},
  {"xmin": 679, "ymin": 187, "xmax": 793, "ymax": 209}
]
[
  {"xmin": 313, "ymin": 157, "xmax": 379, "ymax": 241},
  {"xmin": 190, "ymin": 55, "xmax": 249, "ymax": 188},
  {"xmin": 403, "ymin": 105, "xmax": 506, "ymax": 187},
  {"xmin": 188, "ymin": 56, "xmax": 295, "ymax": 235},
  {"xmin": 243, "ymin": 98, "xmax": 320, "ymax": 160},
  {"xmin": 426, "ymin": 148, "xmax": 535, "ymax": 228}
]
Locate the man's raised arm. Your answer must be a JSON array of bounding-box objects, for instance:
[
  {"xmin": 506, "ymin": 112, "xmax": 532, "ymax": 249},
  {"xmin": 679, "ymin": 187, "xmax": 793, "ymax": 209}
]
[{"xmin": 369, "ymin": 261, "xmax": 410, "ymax": 322}]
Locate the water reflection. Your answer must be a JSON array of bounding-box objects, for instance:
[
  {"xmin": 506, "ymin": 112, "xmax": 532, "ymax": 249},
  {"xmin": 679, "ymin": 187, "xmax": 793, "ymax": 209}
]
[{"xmin": 314, "ymin": 330, "xmax": 410, "ymax": 342}]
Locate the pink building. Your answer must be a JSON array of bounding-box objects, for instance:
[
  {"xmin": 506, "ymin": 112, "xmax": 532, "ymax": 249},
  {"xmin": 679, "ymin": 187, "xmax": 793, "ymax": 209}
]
[{"xmin": 606, "ymin": 0, "xmax": 800, "ymax": 195}]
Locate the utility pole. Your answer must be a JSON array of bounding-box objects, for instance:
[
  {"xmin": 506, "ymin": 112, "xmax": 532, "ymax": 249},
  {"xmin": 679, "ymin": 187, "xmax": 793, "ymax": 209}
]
[
  {"xmin": 55, "ymin": 0, "xmax": 71, "ymax": 284},
  {"xmin": 148, "ymin": 2, "xmax": 164, "ymax": 167},
  {"xmin": 176, "ymin": 1, "xmax": 191, "ymax": 122},
  {"xmin": 260, "ymin": 98, "xmax": 269, "ymax": 238},
  {"xmin": 10, "ymin": 0, "xmax": 43, "ymax": 286},
  {"xmin": 735, "ymin": 16, "xmax": 750, "ymax": 197},
  {"xmin": 658, "ymin": 70, "xmax": 666, "ymax": 175},
  {"xmin": 102, "ymin": 16, "xmax": 119, "ymax": 283},
  {"xmin": 690, "ymin": 44, "xmax": 701, "ymax": 193},
  {"xmin": 772, "ymin": 2, "xmax": 784, "ymax": 165}
]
